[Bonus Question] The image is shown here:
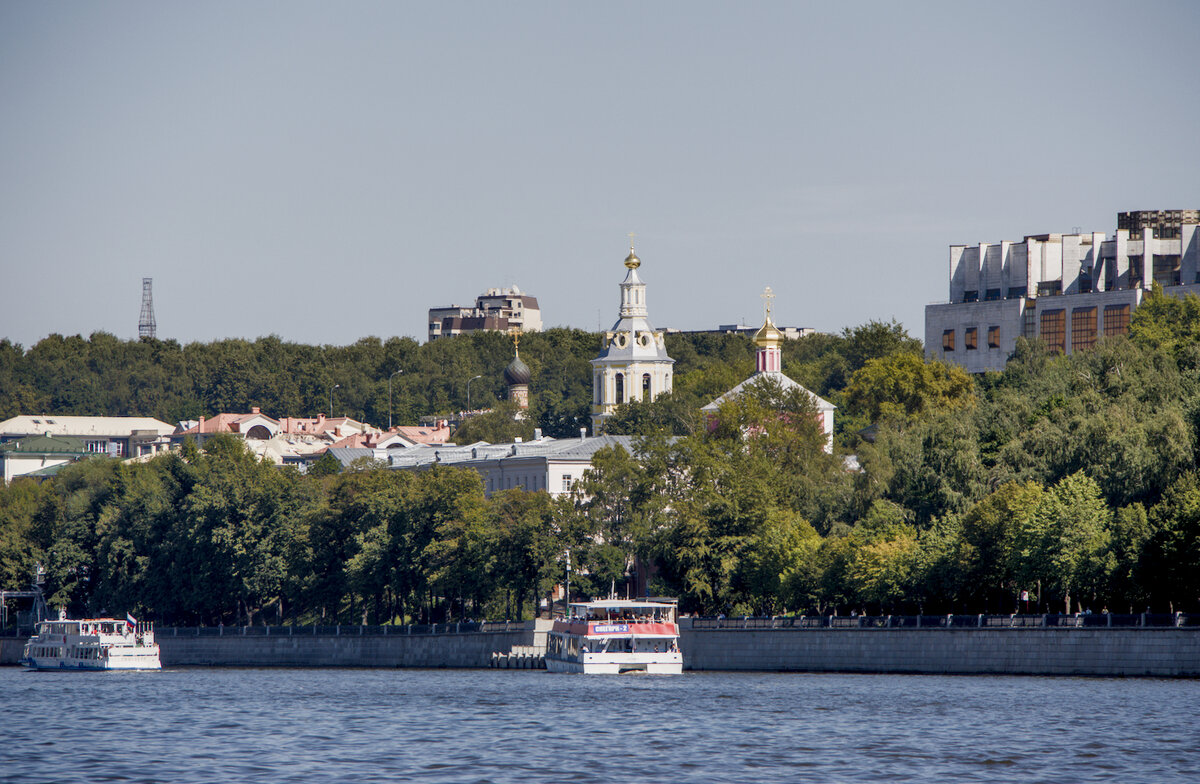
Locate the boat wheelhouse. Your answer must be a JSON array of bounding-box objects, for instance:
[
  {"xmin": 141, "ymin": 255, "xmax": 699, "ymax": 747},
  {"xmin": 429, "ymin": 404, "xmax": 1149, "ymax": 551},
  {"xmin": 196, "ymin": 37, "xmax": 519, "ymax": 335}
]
[
  {"xmin": 546, "ymin": 598, "xmax": 682, "ymax": 674},
  {"xmin": 20, "ymin": 614, "xmax": 161, "ymax": 671}
]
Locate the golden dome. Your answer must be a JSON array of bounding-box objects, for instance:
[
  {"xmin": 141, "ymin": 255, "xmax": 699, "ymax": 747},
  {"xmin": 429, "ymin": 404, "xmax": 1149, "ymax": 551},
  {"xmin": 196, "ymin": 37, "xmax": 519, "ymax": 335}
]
[
  {"xmin": 624, "ymin": 248, "xmax": 641, "ymax": 269},
  {"xmin": 753, "ymin": 316, "xmax": 785, "ymax": 349}
]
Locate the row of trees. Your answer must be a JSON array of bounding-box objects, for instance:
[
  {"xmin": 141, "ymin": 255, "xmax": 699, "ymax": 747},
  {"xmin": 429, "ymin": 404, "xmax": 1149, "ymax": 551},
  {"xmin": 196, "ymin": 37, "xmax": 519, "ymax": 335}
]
[
  {"xmin": 0, "ymin": 320, "xmax": 919, "ymax": 441},
  {"xmin": 2, "ymin": 287, "xmax": 1199, "ymax": 620},
  {"xmin": 0, "ymin": 434, "xmax": 582, "ymax": 626}
]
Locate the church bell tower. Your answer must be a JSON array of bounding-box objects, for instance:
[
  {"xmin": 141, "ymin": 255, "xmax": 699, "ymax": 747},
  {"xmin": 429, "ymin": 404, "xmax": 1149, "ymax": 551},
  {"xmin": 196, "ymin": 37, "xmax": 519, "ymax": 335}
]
[{"xmin": 590, "ymin": 241, "xmax": 674, "ymax": 432}]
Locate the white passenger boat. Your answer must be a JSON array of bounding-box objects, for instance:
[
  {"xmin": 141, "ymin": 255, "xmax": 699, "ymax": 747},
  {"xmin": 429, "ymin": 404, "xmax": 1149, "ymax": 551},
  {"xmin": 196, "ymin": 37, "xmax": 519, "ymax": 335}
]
[
  {"xmin": 20, "ymin": 612, "xmax": 161, "ymax": 671},
  {"xmin": 546, "ymin": 598, "xmax": 682, "ymax": 674}
]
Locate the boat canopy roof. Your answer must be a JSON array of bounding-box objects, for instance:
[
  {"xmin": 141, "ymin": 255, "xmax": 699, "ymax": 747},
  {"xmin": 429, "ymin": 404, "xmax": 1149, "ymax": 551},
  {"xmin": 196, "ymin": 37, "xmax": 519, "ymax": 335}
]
[{"xmin": 569, "ymin": 598, "xmax": 677, "ymax": 610}]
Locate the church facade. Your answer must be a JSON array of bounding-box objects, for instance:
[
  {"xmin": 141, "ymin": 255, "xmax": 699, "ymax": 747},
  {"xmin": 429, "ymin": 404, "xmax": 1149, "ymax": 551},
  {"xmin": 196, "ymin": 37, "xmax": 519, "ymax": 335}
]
[
  {"xmin": 590, "ymin": 245, "xmax": 674, "ymax": 432},
  {"xmin": 702, "ymin": 288, "xmax": 835, "ymax": 453}
]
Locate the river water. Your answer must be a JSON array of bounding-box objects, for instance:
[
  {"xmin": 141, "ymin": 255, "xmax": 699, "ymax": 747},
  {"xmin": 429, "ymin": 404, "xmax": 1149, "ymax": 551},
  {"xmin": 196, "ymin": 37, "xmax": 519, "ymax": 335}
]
[{"xmin": 1, "ymin": 667, "xmax": 1196, "ymax": 783}]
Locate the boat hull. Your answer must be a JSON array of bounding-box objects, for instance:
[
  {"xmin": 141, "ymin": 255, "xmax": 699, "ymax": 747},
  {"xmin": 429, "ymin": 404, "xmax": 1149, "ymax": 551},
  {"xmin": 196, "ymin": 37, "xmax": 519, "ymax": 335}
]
[
  {"xmin": 20, "ymin": 649, "xmax": 162, "ymax": 671},
  {"xmin": 545, "ymin": 653, "xmax": 682, "ymax": 675}
]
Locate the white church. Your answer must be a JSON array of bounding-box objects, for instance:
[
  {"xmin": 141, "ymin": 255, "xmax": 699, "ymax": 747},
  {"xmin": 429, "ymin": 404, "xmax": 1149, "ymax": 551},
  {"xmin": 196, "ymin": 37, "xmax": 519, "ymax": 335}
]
[{"xmin": 589, "ymin": 245, "xmax": 834, "ymax": 452}]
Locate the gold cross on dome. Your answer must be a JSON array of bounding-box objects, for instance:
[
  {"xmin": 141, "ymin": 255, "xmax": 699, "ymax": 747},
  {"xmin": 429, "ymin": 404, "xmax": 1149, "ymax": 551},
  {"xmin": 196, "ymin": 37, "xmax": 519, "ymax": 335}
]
[
  {"xmin": 761, "ymin": 286, "xmax": 775, "ymax": 318},
  {"xmin": 627, "ymin": 231, "xmax": 637, "ymax": 251}
]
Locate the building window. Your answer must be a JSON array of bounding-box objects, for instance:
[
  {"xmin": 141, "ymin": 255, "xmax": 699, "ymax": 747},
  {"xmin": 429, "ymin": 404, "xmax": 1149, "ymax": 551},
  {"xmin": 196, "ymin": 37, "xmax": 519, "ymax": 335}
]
[
  {"xmin": 1154, "ymin": 254, "xmax": 1181, "ymax": 287},
  {"xmin": 1071, "ymin": 307, "xmax": 1097, "ymax": 352},
  {"xmin": 965, "ymin": 327, "xmax": 978, "ymax": 350},
  {"xmin": 1022, "ymin": 305, "xmax": 1037, "ymax": 339},
  {"xmin": 1007, "ymin": 286, "xmax": 1027, "ymax": 299},
  {"xmin": 987, "ymin": 326, "xmax": 1000, "ymax": 349},
  {"xmin": 1036, "ymin": 281, "xmax": 1062, "ymax": 297},
  {"xmin": 1041, "ymin": 309, "xmax": 1066, "ymax": 353},
  {"xmin": 963, "ymin": 290, "xmax": 979, "ymax": 303},
  {"xmin": 942, "ymin": 329, "xmax": 955, "ymax": 352},
  {"xmin": 561, "ymin": 475, "xmax": 574, "ymax": 492},
  {"xmin": 642, "ymin": 373, "xmax": 651, "ymax": 399},
  {"xmin": 984, "ymin": 289, "xmax": 1002, "ymax": 301},
  {"xmin": 615, "ymin": 373, "xmax": 624, "ymax": 405},
  {"xmin": 1104, "ymin": 304, "xmax": 1131, "ymax": 336},
  {"xmin": 86, "ymin": 440, "xmax": 106, "ymax": 453}
]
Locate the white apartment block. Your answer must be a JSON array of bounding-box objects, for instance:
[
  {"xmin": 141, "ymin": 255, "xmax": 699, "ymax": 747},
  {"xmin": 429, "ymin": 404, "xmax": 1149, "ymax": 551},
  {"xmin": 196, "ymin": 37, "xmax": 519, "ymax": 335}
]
[
  {"xmin": 926, "ymin": 210, "xmax": 1200, "ymax": 372},
  {"xmin": 428, "ymin": 286, "xmax": 541, "ymax": 341}
]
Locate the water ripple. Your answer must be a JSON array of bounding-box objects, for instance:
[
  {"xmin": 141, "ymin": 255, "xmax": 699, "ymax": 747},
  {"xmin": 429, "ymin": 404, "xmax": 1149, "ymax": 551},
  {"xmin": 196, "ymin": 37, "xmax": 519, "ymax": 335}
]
[{"xmin": 1, "ymin": 668, "xmax": 1198, "ymax": 783}]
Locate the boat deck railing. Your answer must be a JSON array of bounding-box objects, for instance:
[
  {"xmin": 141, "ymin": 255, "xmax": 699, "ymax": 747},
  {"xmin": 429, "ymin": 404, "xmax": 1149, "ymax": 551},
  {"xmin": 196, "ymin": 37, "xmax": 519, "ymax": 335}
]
[{"xmin": 688, "ymin": 613, "xmax": 1198, "ymax": 630}]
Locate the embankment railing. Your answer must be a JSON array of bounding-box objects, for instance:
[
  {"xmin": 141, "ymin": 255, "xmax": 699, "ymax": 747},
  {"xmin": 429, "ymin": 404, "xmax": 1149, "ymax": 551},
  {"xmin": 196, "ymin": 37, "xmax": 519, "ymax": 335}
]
[
  {"xmin": 689, "ymin": 613, "xmax": 1198, "ymax": 630},
  {"xmin": 159, "ymin": 620, "xmax": 529, "ymax": 637}
]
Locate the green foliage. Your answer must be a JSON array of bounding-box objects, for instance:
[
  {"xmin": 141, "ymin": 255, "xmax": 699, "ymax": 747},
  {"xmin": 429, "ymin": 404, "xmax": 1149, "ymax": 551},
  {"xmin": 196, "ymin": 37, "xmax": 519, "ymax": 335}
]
[
  {"xmin": 1128, "ymin": 283, "xmax": 1200, "ymax": 358},
  {"xmin": 451, "ymin": 401, "xmax": 537, "ymax": 445},
  {"xmin": 7, "ymin": 311, "xmax": 1200, "ymax": 618},
  {"xmin": 845, "ymin": 352, "xmax": 975, "ymax": 423},
  {"xmin": 1011, "ymin": 472, "xmax": 1113, "ymax": 614}
]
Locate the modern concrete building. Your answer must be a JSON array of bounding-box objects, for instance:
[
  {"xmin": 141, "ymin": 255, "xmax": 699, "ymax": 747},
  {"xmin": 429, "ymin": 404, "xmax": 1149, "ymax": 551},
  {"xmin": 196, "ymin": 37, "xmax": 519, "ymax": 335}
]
[
  {"xmin": 926, "ymin": 210, "xmax": 1200, "ymax": 372},
  {"xmin": 591, "ymin": 245, "xmax": 674, "ymax": 432},
  {"xmin": 428, "ymin": 286, "xmax": 541, "ymax": 341},
  {"xmin": 387, "ymin": 433, "xmax": 638, "ymax": 498}
]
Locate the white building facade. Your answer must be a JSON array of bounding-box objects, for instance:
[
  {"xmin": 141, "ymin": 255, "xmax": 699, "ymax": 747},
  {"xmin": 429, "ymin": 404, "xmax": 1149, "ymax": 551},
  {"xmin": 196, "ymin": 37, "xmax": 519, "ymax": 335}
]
[
  {"xmin": 591, "ymin": 246, "xmax": 674, "ymax": 432},
  {"xmin": 926, "ymin": 210, "xmax": 1200, "ymax": 372},
  {"xmin": 387, "ymin": 434, "xmax": 638, "ymax": 498}
]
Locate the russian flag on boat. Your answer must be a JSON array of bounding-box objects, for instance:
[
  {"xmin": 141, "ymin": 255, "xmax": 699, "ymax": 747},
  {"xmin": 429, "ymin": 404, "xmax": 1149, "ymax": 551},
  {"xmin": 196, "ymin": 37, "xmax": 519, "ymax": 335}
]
[{"xmin": 126, "ymin": 612, "xmax": 136, "ymax": 629}]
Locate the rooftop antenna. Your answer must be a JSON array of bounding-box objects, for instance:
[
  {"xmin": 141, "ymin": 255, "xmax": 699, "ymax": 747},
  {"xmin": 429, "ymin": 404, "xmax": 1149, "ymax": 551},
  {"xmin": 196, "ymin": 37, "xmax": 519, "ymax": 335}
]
[{"xmin": 138, "ymin": 277, "xmax": 156, "ymax": 339}]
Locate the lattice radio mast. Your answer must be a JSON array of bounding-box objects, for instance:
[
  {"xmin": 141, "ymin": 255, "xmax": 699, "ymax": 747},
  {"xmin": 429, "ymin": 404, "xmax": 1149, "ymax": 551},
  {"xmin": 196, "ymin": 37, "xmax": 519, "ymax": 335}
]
[{"xmin": 138, "ymin": 277, "xmax": 157, "ymax": 339}]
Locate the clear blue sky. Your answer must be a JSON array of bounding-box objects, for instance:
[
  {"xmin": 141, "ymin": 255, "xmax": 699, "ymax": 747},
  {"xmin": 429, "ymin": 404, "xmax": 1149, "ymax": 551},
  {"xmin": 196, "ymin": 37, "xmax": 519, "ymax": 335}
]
[{"xmin": 2, "ymin": 1, "xmax": 1197, "ymax": 349}]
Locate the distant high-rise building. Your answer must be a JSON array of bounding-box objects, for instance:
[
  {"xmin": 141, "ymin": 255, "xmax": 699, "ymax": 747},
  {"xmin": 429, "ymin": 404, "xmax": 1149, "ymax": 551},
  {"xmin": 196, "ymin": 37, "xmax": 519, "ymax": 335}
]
[
  {"xmin": 138, "ymin": 277, "xmax": 156, "ymax": 339},
  {"xmin": 428, "ymin": 285, "xmax": 541, "ymax": 341}
]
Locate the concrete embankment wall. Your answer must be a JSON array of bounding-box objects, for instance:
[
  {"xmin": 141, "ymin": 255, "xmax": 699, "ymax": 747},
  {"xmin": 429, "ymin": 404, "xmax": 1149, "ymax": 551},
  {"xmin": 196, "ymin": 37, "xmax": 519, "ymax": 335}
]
[
  {"xmin": 157, "ymin": 621, "xmax": 550, "ymax": 668},
  {"xmin": 6, "ymin": 623, "xmax": 1198, "ymax": 676},
  {"xmin": 678, "ymin": 623, "xmax": 1200, "ymax": 677},
  {"xmin": 1, "ymin": 637, "xmax": 25, "ymax": 665}
]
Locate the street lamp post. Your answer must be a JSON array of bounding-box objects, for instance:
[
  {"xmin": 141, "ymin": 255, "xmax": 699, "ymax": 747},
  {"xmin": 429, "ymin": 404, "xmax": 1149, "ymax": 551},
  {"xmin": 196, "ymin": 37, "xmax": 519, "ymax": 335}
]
[
  {"xmin": 329, "ymin": 384, "xmax": 340, "ymax": 419},
  {"xmin": 388, "ymin": 369, "xmax": 403, "ymax": 430},
  {"xmin": 466, "ymin": 374, "xmax": 482, "ymax": 412}
]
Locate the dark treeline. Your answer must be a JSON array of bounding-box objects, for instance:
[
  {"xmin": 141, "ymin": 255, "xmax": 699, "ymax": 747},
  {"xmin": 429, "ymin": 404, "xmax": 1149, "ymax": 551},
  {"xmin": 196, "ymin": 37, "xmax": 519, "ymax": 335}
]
[
  {"xmin": 3, "ymin": 288, "xmax": 1200, "ymax": 621},
  {"xmin": 0, "ymin": 321, "xmax": 917, "ymax": 439}
]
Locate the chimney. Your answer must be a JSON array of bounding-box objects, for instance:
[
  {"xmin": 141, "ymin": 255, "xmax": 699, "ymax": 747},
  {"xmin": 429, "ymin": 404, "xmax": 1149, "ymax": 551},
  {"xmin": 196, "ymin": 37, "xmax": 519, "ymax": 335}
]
[
  {"xmin": 534, "ymin": 428, "xmax": 542, "ymax": 440},
  {"xmin": 580, "ymin": 426, "xmax": 587, "ymax": 440},
  {"xmin": 198, "ymin": 415, "xmax": 205, "ymax": 433},
  {"xmin": 317, "ymin": 414, "xmax": 325, "ymax": 427},
  {"xmin": 251, "ymin": 406, "xmax": 260, "ymax": 414}
]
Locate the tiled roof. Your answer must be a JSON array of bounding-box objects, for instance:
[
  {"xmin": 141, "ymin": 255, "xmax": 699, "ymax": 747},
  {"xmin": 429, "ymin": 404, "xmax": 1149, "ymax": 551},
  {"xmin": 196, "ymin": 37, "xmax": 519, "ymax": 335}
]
[
  {"xmin": 175, "ymin": 412, "xmax": 281, "ymax": 436},
  {"xmin": 394, "ymin": 424, "xmax": 450, "ymax": 445}
]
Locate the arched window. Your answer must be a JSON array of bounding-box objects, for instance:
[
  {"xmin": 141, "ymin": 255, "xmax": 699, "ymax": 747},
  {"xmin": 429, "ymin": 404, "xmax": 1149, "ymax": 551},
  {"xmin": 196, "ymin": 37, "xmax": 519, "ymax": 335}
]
[
  {"xmin": 615, "ymin": 373, "xmax": 624, "ymax": 405},
  {"xmin": 642, "ymin": 373, "xmax": 651, "ymax": 399},
  {"xmin": 246, "ymin": 425, "xmax": 272, "ymax": 440}
]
